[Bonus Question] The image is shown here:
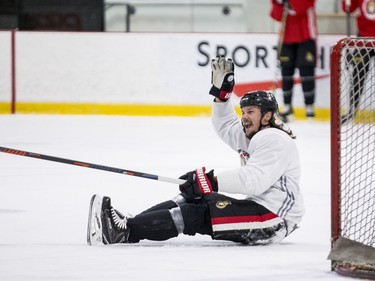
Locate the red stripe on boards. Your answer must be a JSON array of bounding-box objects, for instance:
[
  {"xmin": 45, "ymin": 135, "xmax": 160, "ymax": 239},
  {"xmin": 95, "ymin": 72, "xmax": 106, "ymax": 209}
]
[{"xmin": 211, "ymin": 212, "xmax": 278, "ymax": 225}]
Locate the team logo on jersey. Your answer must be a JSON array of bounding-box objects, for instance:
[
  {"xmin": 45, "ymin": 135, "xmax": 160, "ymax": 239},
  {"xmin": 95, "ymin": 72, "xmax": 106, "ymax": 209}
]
[
  {"xmin": 216, "ymin": 200, "xmax": 231, "ymax": 209},
  {"xmin": 238, "ymin": 149, "xmax": 250, "ymax": 165}
]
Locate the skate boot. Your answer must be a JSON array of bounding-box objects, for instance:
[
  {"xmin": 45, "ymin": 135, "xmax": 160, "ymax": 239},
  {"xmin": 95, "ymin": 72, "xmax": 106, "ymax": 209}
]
[
  {"xmin": 101, "ymin": 196, "xmax": 131, "ymax": 244},
  {"xmin": 280, "ymin": 104, "xmax": 294, "ymax": 123},
  {"xmin": 306, "ymin": 105, "xmax": 315, "ymax": 119},
  {"xmin": 87, "ymin": 194, "xmax": 131, "ymax": 245}
]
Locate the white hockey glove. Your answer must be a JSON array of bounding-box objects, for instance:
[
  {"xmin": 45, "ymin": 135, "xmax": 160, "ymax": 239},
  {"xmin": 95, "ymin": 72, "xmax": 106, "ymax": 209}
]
[{"xmin": 209, "ymin": 56, "xmax": 235, "ymax": 101}]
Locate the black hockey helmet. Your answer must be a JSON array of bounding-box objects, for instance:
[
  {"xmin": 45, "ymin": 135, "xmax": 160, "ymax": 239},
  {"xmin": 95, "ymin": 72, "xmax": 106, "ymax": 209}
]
[
  {"xmin": 239, "ymin": 90, "xmax": 279, "ymax": 115},
  {"xmin": 240, "ymin": 90, "xmax": 296, "ymax": 139}
]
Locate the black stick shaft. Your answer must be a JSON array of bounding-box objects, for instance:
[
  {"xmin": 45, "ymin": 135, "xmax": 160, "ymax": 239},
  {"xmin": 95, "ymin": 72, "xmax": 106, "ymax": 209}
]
[
  {"xmin": 0, "ymin": 146, "xmax": 185, "ymax": 185},
  {"xmin": 346, "ymin": 0, "xmax": 351, "ymax": 37},
  {"xmin": 277, "ymin": 1, "xmax": 289, "ymax": 59}
]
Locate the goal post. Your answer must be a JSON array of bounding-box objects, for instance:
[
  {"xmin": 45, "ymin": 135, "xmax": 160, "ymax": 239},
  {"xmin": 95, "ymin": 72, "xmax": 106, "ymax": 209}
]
[{"xmin": 329, "ymin": 37, "xmax": 375, "ymax": 279}]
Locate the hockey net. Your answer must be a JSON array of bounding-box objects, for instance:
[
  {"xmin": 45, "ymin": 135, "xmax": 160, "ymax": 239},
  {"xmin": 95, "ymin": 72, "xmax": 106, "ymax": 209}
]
[{"xmin": 329, "ymin": 37, "xmax": 375, "ymax": 280}]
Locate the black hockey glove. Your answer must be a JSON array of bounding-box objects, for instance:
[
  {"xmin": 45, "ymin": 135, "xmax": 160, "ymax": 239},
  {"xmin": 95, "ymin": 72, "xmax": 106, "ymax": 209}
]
[
  {"xmin": 209, "ymin": 56, "xmax": 235, "ymax": 102},
  {"xmin": 179, "ymin": 167, "xmax": 218, "ymax": 197}
]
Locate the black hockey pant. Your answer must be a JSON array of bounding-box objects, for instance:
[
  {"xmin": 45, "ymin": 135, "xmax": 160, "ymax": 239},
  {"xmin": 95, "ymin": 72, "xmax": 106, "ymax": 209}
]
[
  {"xmin": 280, "ymin": 39, "xmax": 316, "ymax": 106},
  {"xmin": 127, "ymin": 193, "xmax": 287, "ymax": 245}
]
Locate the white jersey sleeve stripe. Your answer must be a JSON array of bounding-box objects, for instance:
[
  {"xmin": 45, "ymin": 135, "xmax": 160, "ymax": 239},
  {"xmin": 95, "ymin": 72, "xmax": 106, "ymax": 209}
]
[{"xmin": 277, "ymin": 175, "xmax": 296, "ymax": 218}]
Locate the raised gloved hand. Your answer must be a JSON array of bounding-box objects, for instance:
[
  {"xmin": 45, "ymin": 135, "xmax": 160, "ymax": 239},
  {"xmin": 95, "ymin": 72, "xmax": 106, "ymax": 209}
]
[
  {"xmin": 179, "ymin": 167, "xmax": 218, "ymax": 197},
  {"xmin": 209, "ymin": 56, "xmax": 235, "ymax": 101}
]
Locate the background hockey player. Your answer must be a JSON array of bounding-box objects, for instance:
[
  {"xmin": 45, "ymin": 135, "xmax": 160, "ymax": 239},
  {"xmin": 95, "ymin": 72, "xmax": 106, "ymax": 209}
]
[
  {"xmin": 270, "ymin": 0, "xmax": 318, "ymax": 122},
  {"xmin": 340, "ymin": 0, "xmax": 375, "ymax": 124},
  {"xmin": 87, "ymin": 56, "xmax": 305, "ymax": 246}
]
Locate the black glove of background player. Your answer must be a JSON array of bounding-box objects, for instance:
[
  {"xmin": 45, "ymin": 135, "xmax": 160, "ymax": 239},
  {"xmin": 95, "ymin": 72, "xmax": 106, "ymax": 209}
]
[
  {"xmin": 179, "ymin": 167, "xmax": 218, "ymax": 197},
  {"xmin": 209, "ymin": 56, "xmax": 235, "ymax": 102}
]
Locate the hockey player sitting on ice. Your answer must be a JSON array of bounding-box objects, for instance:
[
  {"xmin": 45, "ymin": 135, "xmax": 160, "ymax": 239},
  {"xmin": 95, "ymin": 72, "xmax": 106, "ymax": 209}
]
[{"xmin": 87, "ymin": 56, "xmax": 305, "ymax": 246}]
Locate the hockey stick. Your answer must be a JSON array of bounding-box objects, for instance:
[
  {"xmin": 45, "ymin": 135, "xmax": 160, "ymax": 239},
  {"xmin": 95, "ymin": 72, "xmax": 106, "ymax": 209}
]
[
  {"xmin": 345, "ymin": 0, "xmax": 351, "ymax": 37},
  {"xmin": 276, "ymin": 1, "xmax": 288, "ymax": 59},
  {"xmin": 0, "ymin": 146, "xmax": 185, "ymax": 185},
  {"xmin": 272, "ymin": 1, "xmax": 289, "ymax": 93}
]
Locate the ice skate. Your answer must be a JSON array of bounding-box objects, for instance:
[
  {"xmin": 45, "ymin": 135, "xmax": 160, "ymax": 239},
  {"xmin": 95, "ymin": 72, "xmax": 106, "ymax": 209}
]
[
  {"xmin": 101, "ymin": 196, "xmax": 131, "ymax": 244},
  {"xmin": 87, "ymin": 194, "xmax": 104, "ymax": 245},
  {"xmin": 305, "ymin": 105, "xmax": 315, "ymax": 122},
  {"xmin": 305, "ymin": 105, "xmax": 315, "ymax": 119},
  {"xmin": 280, "ymin": 104, "xmax": 294, "ymax": 123},
  {"xmin": 87, "ymin": 194, "xmax": 131, "ymax": 245}
]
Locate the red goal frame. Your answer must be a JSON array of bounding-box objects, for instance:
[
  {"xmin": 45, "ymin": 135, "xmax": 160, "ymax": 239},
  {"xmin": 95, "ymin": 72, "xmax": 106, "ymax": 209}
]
[{"xmin": 330, "ymin": 37, "xmax": 375, "ymax": 280}]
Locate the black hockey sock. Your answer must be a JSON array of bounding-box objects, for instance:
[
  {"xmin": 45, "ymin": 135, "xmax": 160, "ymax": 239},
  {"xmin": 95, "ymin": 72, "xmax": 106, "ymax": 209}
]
[
  {"xmin": 139, "ymin": 200, "xmax": 178, "ymax": 215},
  {"xmin": 127, "ymin": 209, "xmax": 178, "ymax": 243},
  {"xmin": 299, "ymin": 65, "xmax": 315, "ymax": 105},
  {"xmin": 281, "ymin": 66, "xmax": 295, "ymax": 105}
]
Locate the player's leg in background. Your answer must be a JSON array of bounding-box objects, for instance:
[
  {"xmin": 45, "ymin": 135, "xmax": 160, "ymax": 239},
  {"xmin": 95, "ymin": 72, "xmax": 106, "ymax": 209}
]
[
  {"xmin": 279, "ymin": 43, "xmax": 297, "ymax": 122},
  {"xmin": 341, "ymin": 48, "xmax": 372, "ymax": 124},
  {"xmin": 351, "ymin": 48, "xmax": 371, "ymax": 117},
  {"xmin": 297, "ymin": 39, "xmax": 316, "ymax": 119}
]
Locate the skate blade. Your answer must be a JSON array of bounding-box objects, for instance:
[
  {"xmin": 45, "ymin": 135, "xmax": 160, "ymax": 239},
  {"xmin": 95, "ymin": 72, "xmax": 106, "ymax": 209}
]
[{"xmin": 87, "ymin": 194, "xmax": 103, "ymax": 246}]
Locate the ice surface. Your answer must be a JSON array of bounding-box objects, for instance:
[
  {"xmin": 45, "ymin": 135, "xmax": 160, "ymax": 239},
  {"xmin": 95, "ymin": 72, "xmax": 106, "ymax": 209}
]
[{"xmin": 0, "ymin": 114, "xmax": 344, "ymax": 281}]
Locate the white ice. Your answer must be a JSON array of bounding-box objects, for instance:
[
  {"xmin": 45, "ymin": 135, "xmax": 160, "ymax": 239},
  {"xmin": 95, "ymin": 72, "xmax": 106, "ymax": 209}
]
[{"xmin": 0, "ymin": 114, "xmax": 345, "ymax": 281}]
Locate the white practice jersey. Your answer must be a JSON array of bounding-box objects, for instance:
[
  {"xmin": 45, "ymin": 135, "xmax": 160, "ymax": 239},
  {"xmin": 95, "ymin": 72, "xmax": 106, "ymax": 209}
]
[{"xmin": 212, "ymin": 100, "xmax": 305, "ymax": 225}]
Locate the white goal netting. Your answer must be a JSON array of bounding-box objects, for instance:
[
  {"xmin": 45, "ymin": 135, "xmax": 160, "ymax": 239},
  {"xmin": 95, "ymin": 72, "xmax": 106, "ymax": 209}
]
[{"xmin": 329, "ymin": 37, "xmax": 375, "ymax": 280}]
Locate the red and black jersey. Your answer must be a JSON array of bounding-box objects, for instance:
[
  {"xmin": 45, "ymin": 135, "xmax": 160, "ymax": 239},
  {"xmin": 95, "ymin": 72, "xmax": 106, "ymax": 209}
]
[
  {"xmin": 270, "ymin": 0, "xmax": 317, "ymax": 43},
  {"xmin": 342, "ymin": 0, "xmax": 375, "ymax": 37}
]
